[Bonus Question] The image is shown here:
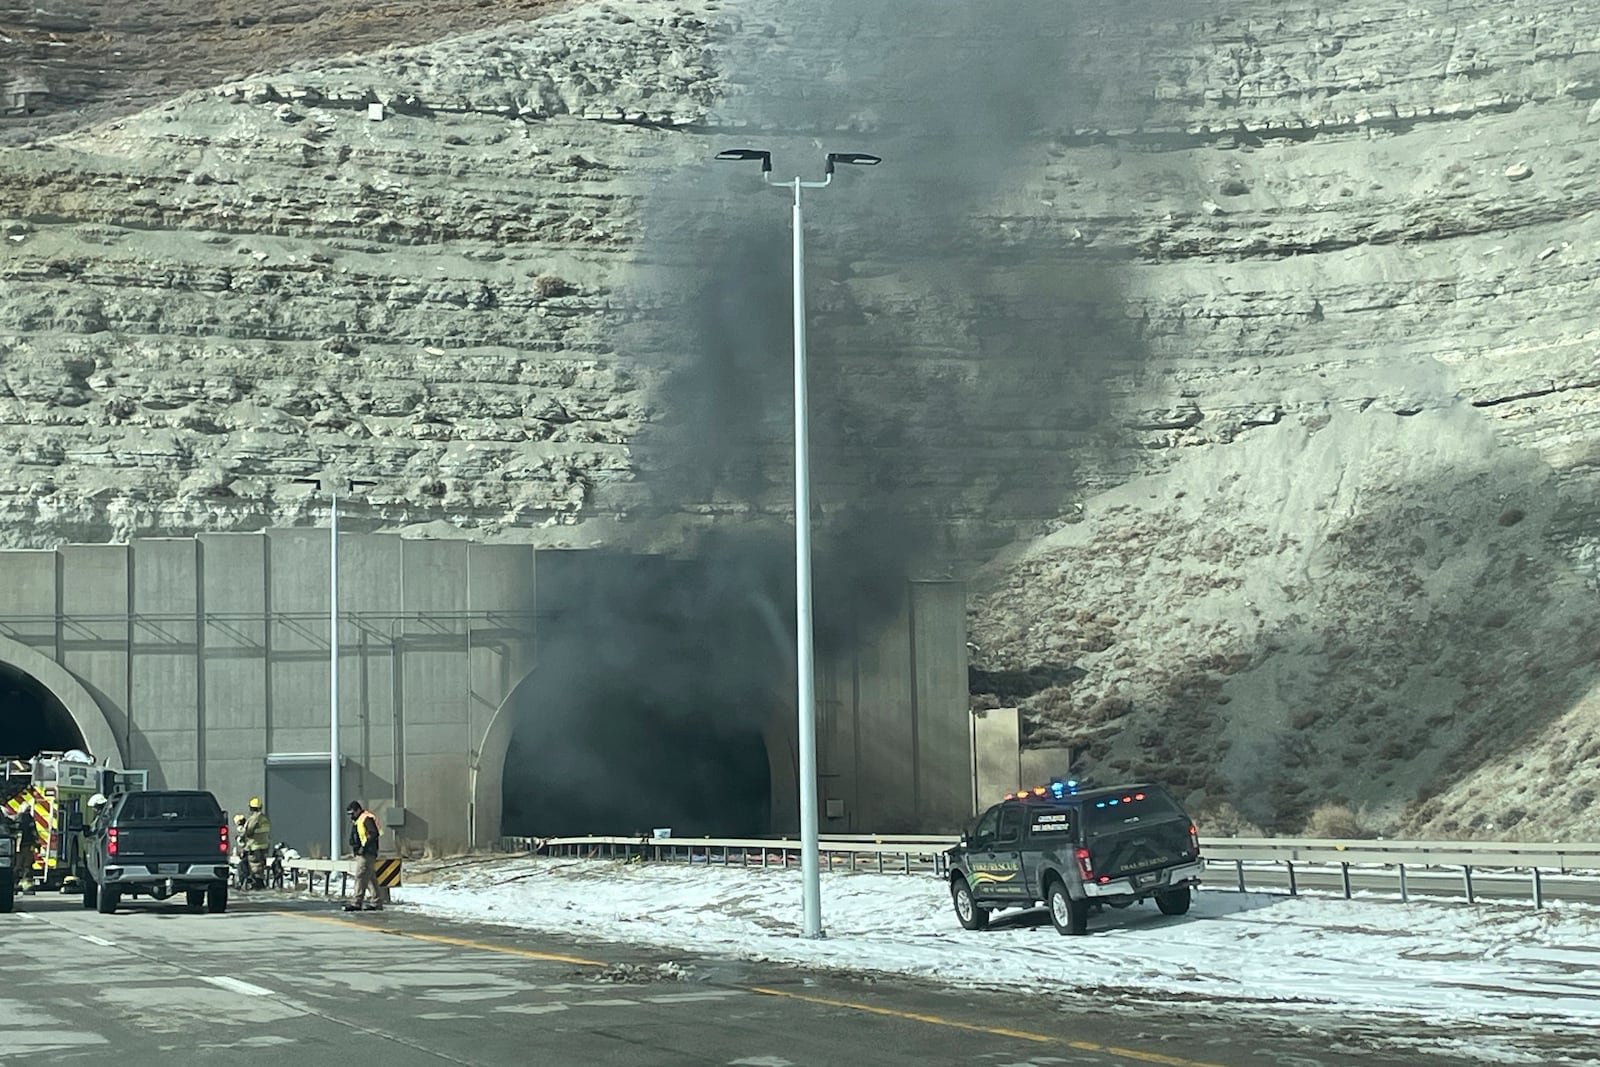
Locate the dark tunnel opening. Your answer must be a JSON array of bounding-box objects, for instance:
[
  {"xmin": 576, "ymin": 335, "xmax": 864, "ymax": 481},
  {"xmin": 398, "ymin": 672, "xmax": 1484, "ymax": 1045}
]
[
  {"xmin": 502, "ymin": 709, "xmax": 772, "ymax": 838},
  {"xmin": 500, "ymin": 550, "xmax": 794, "ymax": 839},
  {"xmin": 0, "ymin": 663, "xmax": 84, "ymax": 760}
]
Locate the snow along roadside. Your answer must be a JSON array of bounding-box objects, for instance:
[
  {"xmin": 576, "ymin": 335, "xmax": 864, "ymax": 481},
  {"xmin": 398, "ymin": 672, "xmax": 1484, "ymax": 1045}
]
[{"xmin": 401, "ymin": 857, "xmax": 1600, "ymax": 1061}]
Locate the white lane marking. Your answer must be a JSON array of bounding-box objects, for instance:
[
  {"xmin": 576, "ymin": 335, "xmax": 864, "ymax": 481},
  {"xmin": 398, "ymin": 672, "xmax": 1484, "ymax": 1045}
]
[
  {"xmin": 201, "ymin": 976, "xmax": 275, "ymax": 997},
  {"xmin": 646, "ymin": 991, "xmax": 747, "ymax": 1004},
  {"xmin": 80, "ymin": 935, "xmax": 116, "ymax": 947}
]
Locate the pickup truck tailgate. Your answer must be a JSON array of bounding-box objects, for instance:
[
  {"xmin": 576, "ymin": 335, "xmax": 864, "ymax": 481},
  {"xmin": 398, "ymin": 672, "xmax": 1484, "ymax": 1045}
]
[{"xmin": 113, "ymin": 825, "xmax": 225, "ymax": 861}]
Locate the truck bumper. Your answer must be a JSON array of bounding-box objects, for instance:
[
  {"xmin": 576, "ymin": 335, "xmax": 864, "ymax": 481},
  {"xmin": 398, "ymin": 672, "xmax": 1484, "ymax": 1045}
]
[
  {"xmin": 102, "ymin": 864, "xmax": 228, "ymax": 887},
  {"xmin": 1082, "ymin": 859, "xmax": 1205, "ymax": 898}
]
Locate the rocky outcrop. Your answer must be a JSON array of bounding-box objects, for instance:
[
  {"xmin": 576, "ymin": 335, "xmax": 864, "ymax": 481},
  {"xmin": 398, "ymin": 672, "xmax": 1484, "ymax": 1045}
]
[{"xmin": 4, "ymin": 0, "xmax": 1600, "ymax": 835}]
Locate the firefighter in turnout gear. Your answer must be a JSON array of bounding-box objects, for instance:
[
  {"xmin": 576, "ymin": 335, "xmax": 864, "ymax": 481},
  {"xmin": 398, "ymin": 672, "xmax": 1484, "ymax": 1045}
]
[
  {"xmin": 345, "ymin": 800, "xmax": 382, "ymax": 912},
  {"xmin": 242, "ymin": 798, "xmax": 271, "ymax": 889},
  {"xmin": 16, "ymin": 796, "xmax": 38, "ymax": 893}
]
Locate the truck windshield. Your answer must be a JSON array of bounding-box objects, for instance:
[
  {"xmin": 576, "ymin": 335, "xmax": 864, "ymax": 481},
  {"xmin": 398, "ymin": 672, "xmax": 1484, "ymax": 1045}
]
[
  {"xmin": 117, "ymin": 794, "xmax": 223, "ymax": 822},
  {"xmin": 1083, "ymin": 790, "xmax": 1182, "ymax": 837}
]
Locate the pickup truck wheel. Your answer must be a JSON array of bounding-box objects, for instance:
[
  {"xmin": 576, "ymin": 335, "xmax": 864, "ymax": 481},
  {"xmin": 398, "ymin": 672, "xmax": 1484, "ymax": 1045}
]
[
  {"xmin": 95, "ymin": 882, "xmax": 120, "ymax": 915},
  {"xmin": 1155, "ymin": 885, "xmax": 1191, "ymax": 916},
  {"xmin": 1047, "ymin": 878, "xmax": 1089, "ymax": 936},
  {"xmin": 950, "ymin": 877, "xmax": 989, "ymax": 931},
  {"xmin": 185, "ymin": 890, "xmax": 206, "ymax": 913},
  {"xmin": 206, "ymin": 884, "xmax": 228, "ymax": 914},
  {"xmin": 81, "ymin": 876, "xmax": 96, "ymax": 910}
]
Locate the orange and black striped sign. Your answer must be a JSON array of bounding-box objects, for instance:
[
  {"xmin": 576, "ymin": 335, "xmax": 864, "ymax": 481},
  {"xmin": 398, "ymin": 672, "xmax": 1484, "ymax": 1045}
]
[{"xmin": 375, "ymin": 858, "xmax": 402, "ymax": 887}]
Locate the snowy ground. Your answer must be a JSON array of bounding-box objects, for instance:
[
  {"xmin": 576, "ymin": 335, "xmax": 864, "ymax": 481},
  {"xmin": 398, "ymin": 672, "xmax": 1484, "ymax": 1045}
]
[{"xmin": 400, "ymin": 858, "xmax": 1600, "ymax": 1065}]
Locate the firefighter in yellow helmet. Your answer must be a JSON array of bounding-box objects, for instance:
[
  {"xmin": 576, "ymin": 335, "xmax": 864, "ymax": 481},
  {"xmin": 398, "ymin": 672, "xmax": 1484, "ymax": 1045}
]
[{"xmin": 242, "ymin": 797, "xmax": 271, "ymax": 889}]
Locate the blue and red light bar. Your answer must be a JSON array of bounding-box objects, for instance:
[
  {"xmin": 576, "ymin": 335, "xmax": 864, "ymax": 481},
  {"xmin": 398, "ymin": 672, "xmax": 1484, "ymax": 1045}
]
[{"xmin": 1002, "ymin": 779, "xmax": 1080, "ymax": 801}]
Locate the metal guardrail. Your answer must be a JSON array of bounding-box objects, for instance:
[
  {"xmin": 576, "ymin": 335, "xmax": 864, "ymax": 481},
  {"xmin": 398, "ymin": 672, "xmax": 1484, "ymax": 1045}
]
[
  {"xmin": 284, "ymin": 858, "xmax": 352, "ymax": 896},
  {"xmin": 498, "ymin": 834, "xmax": 1600, "ymax": 909}
]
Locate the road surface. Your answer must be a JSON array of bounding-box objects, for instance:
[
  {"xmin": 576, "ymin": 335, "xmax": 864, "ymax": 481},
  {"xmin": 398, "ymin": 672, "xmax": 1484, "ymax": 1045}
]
[{"xmin": 1, "ymin": 890, "xmax": 1458, "ymax": 1066}]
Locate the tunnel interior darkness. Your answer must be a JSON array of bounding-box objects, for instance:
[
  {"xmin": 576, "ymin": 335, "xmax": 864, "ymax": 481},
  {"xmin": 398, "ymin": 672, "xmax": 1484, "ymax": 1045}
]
[
  {"xmin": 0, "ymin": 662, "xmax": 84, "ymax": 760},
  {"xmin": 501, "ymin": 551, "xmax": 782, "ymax": 838}
]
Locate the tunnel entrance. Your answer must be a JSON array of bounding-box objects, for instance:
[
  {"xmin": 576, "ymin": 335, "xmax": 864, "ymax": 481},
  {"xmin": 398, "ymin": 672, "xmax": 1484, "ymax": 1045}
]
[
  {"xmin": 499, "ymin": 550, "xmax": 784, "ymax": 839},
  {"xmin": 0, "ymin": 661, "xmax": 86, "ymax": 760},
  {"xmin": 502, "ymin": 710, "xmax": 771, "ymax": 838}
]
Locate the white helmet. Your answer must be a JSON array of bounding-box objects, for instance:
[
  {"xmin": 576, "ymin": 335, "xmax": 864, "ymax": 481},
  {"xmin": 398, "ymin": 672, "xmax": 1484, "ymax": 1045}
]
[{"xmin": 88, "ymin": 793, "xmax": 108, "ymax": 808}]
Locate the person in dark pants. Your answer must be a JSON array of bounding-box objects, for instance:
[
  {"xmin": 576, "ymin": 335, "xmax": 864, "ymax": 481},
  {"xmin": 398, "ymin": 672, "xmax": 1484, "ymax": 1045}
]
[{"xmin": 344, "ymin": 800, "xmax": 382, "ymax": 912}]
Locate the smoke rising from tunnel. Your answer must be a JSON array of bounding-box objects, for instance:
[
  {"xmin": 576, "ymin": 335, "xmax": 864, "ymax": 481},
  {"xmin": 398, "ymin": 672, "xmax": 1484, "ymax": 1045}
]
[{"xmin": 506, "ymin": 1, "xmax": 1160, "ymax": 833}]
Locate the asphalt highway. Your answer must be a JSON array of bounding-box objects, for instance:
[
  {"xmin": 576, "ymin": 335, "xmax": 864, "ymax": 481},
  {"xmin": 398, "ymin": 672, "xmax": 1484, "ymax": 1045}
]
[{"xmin": 1, "ymin": 890, "xmax": 1469, "ymax": 1066}]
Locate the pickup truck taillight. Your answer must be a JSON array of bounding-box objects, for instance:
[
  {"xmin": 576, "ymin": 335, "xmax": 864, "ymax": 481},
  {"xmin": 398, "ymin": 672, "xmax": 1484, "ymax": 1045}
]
[
  {"xmin": 107, "ymin": 828, "xmax": 118, "ymax": 857},
  {"xmin": 220, "ymin": 825, "xmax": 229, "ymax": 854},
  {"xmin": 1074, "ymin": 847, "xmax": 1093, "ymax": 881},
  {"xmin": 1189, "ymin": 824, "xmax": 1201, "ymax": 856}
]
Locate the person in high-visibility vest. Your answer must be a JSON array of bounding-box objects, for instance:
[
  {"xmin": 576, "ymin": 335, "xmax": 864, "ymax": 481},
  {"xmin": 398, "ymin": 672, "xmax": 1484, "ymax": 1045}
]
[
  {"xmin": 345, "ymin": 800, "xmax": 382, "ymax": 912},
  {"xmin": 242, "ymin": 798, "xmax": 271, "ymax": 889}
]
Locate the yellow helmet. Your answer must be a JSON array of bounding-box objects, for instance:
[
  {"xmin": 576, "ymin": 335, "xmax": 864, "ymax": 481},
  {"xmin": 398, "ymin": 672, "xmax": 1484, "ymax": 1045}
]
[{"xmin": 249, "ymin": 797, "xmax": 262, "ymax": 809}]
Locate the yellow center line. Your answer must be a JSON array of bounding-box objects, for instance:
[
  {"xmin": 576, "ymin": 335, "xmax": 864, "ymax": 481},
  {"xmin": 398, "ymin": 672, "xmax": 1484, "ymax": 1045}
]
[
  {"xmin": 282, "ymin": 912, "xmax": 1227, "ymax": 1065},
  {"xmin": 746, "ymin": 986, "xmax": 1233, "ymax": 1067},
  {"xmin": 280, "ymin": 911, "xmax": 607, "ymax": 967}
]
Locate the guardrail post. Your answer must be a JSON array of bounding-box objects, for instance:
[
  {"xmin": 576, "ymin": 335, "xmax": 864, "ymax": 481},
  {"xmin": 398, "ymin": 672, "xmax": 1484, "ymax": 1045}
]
[
  {"xmin": 1340, "ymin": 862, "xmax": 1351, "ymax": 900},
  {"xmin": 1398, "ymin": 863, "xmax": 1408, "ymax": 903},
  {"xmin": 1235, "ymin": 859, "xmax": 1245, "ymax": 893},
  {"xmin": 1462, "ymin": 865, "xmax": 1474, "ymax": 904},
  {"xmin": 1532, "ymin": 867, "xmax": 1543, "ymax": 909},
  {"xmin": 1285, "ymin": 861, "xmax": 1297, "ymax": 897}
]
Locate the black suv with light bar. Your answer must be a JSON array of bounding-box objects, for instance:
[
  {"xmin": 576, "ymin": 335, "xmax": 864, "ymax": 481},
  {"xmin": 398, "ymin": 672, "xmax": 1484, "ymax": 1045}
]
[{"xmin": 945, "ymin": 781, "xmax": 1203, "ymax": 936}]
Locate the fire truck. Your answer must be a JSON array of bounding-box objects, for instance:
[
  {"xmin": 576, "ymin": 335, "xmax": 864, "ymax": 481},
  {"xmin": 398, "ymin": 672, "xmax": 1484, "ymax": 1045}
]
[{"xmin": 1, "ymin": 751, "xmax": 147, "ymax": 899}]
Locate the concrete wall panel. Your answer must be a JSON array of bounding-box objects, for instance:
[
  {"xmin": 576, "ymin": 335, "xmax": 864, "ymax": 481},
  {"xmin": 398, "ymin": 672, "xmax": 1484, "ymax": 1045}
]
[
  {"xmin": 912, "ymin": 580, "xmax": 970, "ymax": 832},
  {"xmin": 0, "ymin": 550, "xmax": 58, "ymax": 651},
  {"xmin": 131, "ymin": 539, "xmax": 199, "ymax": 788},
  {"xmin": 200, "ymin": 533, "xmax": 268, "ymax": 811},
  {"xmin": 399, "ymin": 540, "xmax": 469, "ymax": 850},
  {"xmin": 58, "ymin": 544, "xmax": 130, "ymax": 765},
  {"xmin": 853, "ymin": 593, "xmax": 916, "ymax": 832},
  {"xmin": 266, "ymin": 529, "xmax": 333, "ymax": 748},
  {"xmin": 973, "ymin": 707, "xmax": 1022, "ymax": 813},
  {"xmin": 339, "ymin": 534, "xmax": 403, "ymax": 813}
]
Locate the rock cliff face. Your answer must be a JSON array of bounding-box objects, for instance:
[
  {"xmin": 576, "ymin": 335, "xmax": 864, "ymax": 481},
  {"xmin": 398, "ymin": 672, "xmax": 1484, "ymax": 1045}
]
[{"xmin": 4, "ymin": 0, "xmax": 1600, "ymax": 835}]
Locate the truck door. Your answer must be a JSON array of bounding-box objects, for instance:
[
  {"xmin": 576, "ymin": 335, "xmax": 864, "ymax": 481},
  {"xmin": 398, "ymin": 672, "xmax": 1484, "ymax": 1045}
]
[
  {"xmin": 989, "ymin": 803, "xmax": 1028, "ymax": 902},
  {"xmin": 965, "ymin": 805, "xmax": 1010, "ymax": 904}
]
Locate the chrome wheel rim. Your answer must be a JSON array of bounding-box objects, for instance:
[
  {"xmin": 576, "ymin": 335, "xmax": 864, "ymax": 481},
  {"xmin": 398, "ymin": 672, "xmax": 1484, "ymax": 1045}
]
[
  {"xmin": 1051, "ymin": 890, "xmax": 1070, "ymax": 927},
  {"xmin": 955, "ymin": 887, "xmax": 973, "ymax": 922}
]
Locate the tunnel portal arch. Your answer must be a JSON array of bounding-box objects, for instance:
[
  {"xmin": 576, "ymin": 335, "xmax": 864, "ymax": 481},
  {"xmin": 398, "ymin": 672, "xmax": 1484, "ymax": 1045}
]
[
  {"xmin": 476, "ymin": 667, "xmax": 781, "ymax": 844},
  {"xmin": 0, "ymin": 635, "xmax": 124, "ymax": 767}
]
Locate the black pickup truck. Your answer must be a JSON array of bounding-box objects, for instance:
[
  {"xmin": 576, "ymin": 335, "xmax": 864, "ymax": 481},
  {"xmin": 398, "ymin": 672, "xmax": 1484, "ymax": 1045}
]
[
  {"xmin": 80, "ymin": 790, "xmax": 232, "ymax": 914},
  {"xmin": 946, "ymin": 781, "xmax": 1203, "ymax": 935}
]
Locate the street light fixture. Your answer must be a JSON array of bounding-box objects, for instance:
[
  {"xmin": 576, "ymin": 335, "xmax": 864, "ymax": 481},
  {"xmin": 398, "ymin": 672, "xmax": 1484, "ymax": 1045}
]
[
  {"xmin": 715, "ymin": 146, "xmax": 881, "ymax": 939},
  {"xmin": 293, "ymin": 476, "xmax": 378, "ymax": 860}
]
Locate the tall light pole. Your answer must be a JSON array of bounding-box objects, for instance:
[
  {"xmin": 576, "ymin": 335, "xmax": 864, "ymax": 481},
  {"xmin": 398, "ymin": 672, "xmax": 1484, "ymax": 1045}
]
[
  {"xmin": 293, "ymin": 476, "xmax": 377, "ymax": 860},
  {"xmin": 715, "ymin": 147, "xmax": 881, "ymax": 939}
]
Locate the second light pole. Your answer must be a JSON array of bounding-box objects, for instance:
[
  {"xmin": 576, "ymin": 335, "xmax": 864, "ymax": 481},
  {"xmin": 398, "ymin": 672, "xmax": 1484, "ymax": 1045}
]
[
  {"xmin": 293, "ymin": 475, "xmax": 377, "ymax": 861},
  {"xmin": 715, "ymin": 147, "xmax": 881, "ymax": 939}
]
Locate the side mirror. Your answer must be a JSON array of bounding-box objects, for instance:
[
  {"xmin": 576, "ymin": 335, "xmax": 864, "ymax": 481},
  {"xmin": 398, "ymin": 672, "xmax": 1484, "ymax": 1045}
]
[{"xmin": 958, "ymin": 834, "xmax": 969, "ymax": 848}]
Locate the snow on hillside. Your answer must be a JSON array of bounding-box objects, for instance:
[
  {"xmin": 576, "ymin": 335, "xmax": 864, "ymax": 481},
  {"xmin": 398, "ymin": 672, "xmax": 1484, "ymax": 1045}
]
[{"xmin": 402, "ymin": 858, "xmax": 1600, "ymax": 1065}]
